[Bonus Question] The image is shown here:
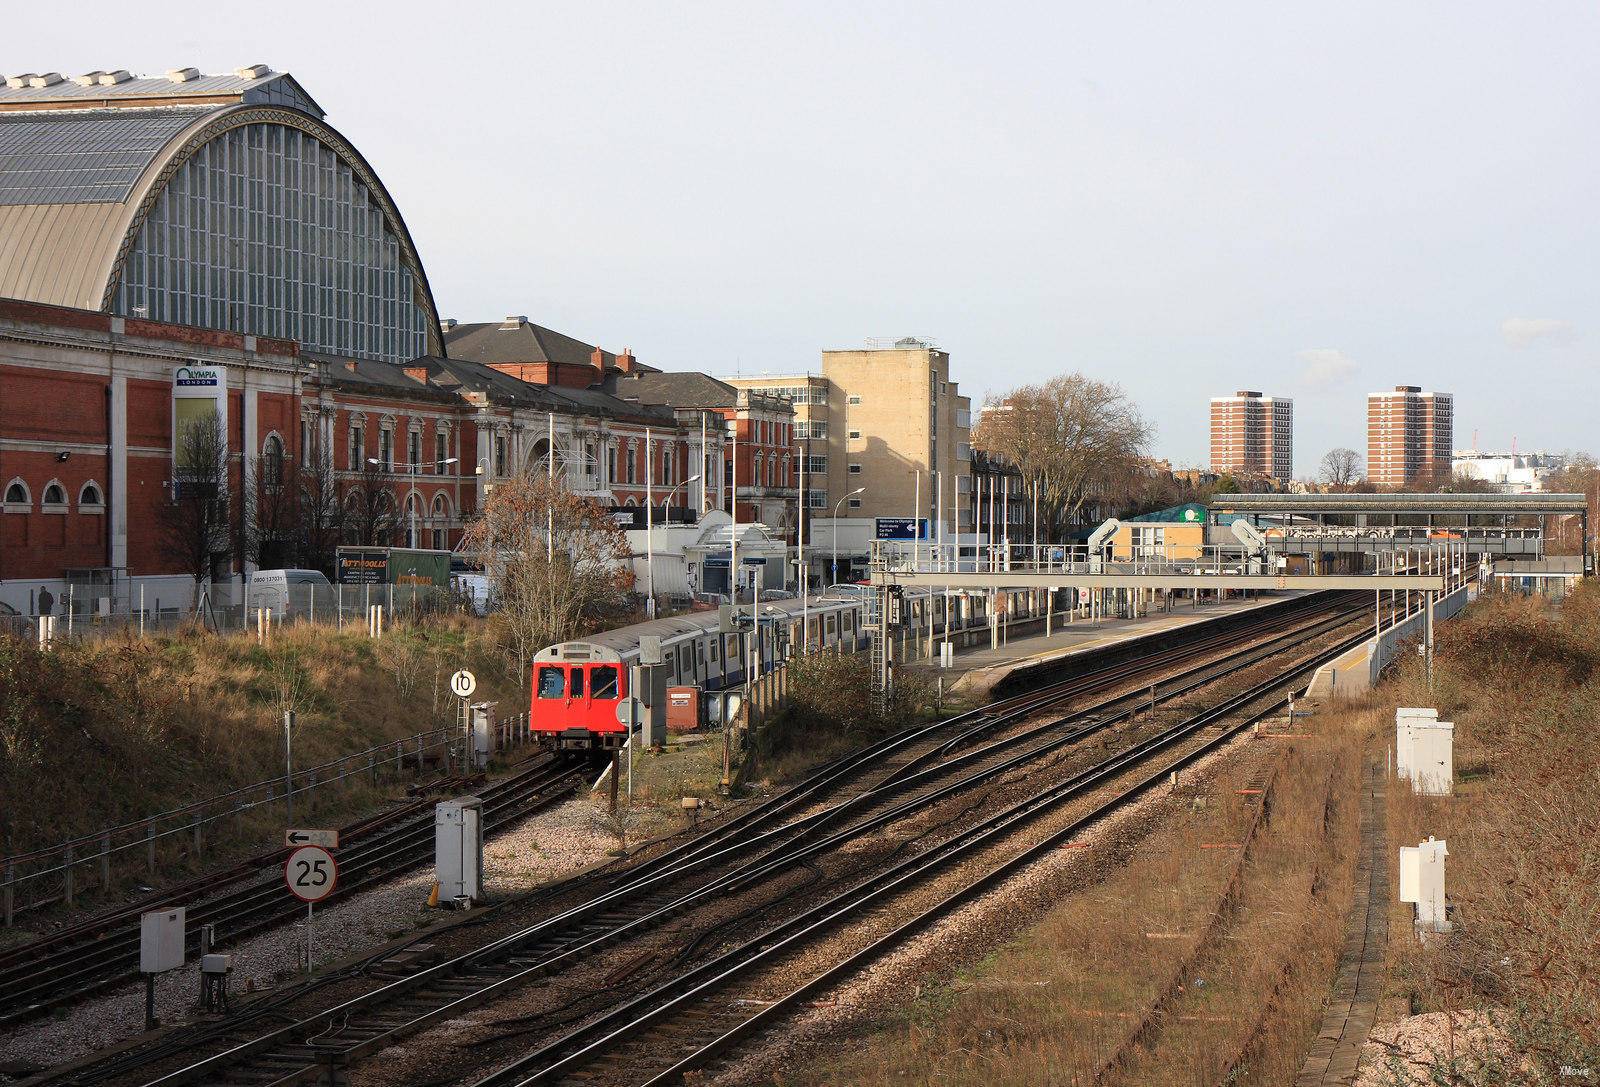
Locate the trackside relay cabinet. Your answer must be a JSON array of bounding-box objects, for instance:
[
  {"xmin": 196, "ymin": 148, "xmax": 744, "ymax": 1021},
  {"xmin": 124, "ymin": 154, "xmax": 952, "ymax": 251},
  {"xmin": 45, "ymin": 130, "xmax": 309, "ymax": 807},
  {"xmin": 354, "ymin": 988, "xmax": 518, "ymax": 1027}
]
[{"xmin": 435, "ymin": 796, "xmax": 483, "ymax": 906}]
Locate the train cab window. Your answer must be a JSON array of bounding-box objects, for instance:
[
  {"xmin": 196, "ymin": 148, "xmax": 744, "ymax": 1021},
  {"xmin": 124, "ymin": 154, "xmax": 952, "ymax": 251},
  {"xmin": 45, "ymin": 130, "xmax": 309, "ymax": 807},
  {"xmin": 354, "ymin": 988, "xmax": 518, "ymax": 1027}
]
[
  {"xmin": 592, "ymin": 665, "xmax": 619, "ymax": 699},
  {"xmin": 570, "ymin": 668, "xmax": 586, "ymax": 698},
  {"xmin": 537, "ymin": 666, "xmax": 566, "ymax": 699}
]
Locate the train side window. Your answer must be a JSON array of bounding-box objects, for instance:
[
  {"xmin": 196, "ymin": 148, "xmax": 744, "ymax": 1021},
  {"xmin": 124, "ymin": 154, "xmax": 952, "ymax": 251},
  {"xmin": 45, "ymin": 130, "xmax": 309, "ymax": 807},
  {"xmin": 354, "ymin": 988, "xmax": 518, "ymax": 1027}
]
[
  {"xmin": 592, "ymin": 665, "xmax": 618, "ymax": 699},
  {"xmin": 570, "ymin": 668, "xmax": 586, "ymax": 698},
  {"xmin": 710, "ymin": 639, "xmax": 719, "ymax": 663},
  {"xmin": 537, "ymin": 666, "xmax": 566, "ymax": 699}
]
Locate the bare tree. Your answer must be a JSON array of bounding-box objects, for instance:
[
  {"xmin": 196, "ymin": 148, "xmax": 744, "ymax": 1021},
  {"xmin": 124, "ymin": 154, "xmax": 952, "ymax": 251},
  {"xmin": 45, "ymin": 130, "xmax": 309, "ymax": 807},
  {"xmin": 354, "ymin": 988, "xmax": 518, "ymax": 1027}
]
[
  {"xmin": 160, "ymin": 413, "xmax": 234, "ymax": 611},
  {"xmin": 973, "ymin": 374, "xmax": 1151, "ymax": 539},
  {"xmin": 1319, "ymin": 447, "xmax": 1363, "ymax": 487},
  {"xmin": 295, "ymin": 433, "xmax": 345, "ymax": 574},
  {"xmin": 462, "ymin": 475, "xmax": 634, "ymax": 691},
  {"xmin": 347, "ymin": 455, "xmax": 398, "ymax": 547}
]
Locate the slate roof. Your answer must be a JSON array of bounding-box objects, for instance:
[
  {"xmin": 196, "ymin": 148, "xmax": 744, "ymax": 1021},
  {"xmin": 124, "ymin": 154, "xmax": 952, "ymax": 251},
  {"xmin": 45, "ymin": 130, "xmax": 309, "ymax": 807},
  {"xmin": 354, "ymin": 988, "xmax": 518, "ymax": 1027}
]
[
  {"xmin": 313, "ymin": 352, "xmax": 678, "ymax": 426},
  {"xmin": 612, "ymin": 370, "xmax": 738, "ymax": 409},
  {"xmin": 444, "ymin": 319, "xmax": 621, "ymax": 369}
]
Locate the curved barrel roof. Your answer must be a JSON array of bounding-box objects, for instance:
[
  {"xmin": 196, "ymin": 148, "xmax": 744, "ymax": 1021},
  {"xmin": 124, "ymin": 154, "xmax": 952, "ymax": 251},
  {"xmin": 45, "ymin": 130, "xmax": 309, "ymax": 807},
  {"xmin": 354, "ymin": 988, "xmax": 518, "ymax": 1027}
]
[{"xmin": 0, "ymin": 67, "xmax": 441, "ymax": 355}]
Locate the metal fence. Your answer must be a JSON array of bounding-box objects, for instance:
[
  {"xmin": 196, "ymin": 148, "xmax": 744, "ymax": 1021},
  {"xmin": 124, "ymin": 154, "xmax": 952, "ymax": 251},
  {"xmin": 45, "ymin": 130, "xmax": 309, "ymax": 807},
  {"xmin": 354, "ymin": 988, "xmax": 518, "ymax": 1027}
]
[
  {"xmin": 1, "ymin": 709, "xmax": 535, "ymax": 926},
  {"xmin": 2, "ymin": 581, "xmax": 473, "ymax": 643}
]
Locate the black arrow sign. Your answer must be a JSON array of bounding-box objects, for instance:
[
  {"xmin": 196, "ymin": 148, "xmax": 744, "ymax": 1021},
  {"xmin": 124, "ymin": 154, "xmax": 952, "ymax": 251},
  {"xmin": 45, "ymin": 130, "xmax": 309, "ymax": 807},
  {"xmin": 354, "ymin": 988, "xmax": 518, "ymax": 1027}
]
[{"xmin": 288, "ymin": 831, "xmax": 312, "ymax": 844}]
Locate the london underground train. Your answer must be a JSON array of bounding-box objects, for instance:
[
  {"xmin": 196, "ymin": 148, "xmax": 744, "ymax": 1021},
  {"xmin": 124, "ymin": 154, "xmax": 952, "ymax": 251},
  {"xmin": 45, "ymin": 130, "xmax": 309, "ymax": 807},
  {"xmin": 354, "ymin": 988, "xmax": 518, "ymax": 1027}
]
[{"xmin": 527, "ymin": 587, "xmax": 1047, "ymax": 751}]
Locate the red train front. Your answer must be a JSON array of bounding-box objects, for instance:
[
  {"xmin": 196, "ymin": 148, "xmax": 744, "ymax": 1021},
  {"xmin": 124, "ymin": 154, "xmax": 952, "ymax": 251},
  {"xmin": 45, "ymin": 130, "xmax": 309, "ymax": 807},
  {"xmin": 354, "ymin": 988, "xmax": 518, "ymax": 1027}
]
[{"xmin": 529, "ymin": 642, "xmax": 631, "ymax": 751}]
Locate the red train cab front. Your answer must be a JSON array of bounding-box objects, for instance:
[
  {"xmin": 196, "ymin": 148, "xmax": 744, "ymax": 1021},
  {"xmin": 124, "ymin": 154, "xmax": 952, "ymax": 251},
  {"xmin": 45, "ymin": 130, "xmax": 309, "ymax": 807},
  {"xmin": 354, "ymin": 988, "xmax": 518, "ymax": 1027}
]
[{"xmin": 529, "ymin": 642, "xmax": 630, "ymax": 751}]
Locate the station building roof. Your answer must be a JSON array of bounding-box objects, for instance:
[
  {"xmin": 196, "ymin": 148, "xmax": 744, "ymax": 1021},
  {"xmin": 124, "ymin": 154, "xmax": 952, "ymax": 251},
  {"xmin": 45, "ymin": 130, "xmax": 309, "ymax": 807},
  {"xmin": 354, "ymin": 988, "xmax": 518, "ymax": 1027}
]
[
  {"xmin": 1210, "ymin": 493, "xmax": 1588, "ymax": 516},
  {"xmin": 1125, "ymin": 502, "xmax": 1209, "ymax": 523}
]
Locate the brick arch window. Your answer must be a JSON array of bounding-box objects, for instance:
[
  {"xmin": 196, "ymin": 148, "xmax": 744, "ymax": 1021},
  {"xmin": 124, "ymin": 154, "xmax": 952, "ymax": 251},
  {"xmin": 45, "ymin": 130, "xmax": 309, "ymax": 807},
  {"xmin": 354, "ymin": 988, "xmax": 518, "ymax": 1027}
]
[
  {"xmin": 41, "ymin": 481, "xmax": 67, "ymax": 508},
  {"xmin": 262, "ymin": 432, "xmax": 286, "ymax": 487},
  {"xmin": 79, "ymin": 481, "xmax": 105, "ymax": 510},
  {"xmin": 4, "ymin": 478, "xmax": 30, "ymax": 510}
]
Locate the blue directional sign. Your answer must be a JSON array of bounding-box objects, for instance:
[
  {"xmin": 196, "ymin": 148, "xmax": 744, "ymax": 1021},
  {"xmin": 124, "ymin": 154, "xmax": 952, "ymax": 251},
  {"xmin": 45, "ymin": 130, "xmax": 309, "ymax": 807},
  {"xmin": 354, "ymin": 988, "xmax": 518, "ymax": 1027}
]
[{"xmin": 875, "ymin": 517, "xmax": 930, "ymax": 541}]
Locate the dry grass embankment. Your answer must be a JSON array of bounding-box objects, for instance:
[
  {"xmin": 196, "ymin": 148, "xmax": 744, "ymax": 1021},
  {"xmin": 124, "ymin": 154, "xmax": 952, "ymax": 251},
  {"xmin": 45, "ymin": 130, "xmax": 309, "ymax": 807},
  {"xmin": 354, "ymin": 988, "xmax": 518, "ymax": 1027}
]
[
  {"xmin": 773, "ymin": 717, "xmax": 1369, "ymax": 1086},
  {"xmin": 1360, "ymin": 583, "xmax": 1600, "ymax": 1085},
  {"xmin": 0, "ymin": 618, "xmax": 519, "ymax": 880}
]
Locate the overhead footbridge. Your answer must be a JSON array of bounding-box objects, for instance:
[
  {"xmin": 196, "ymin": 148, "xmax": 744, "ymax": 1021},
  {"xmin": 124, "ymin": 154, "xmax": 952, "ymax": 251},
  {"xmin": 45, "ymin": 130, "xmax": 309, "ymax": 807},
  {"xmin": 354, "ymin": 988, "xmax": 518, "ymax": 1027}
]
[{"xmin": 1209, "ymin": 492, "xmax": 1590, "ymax": 566}]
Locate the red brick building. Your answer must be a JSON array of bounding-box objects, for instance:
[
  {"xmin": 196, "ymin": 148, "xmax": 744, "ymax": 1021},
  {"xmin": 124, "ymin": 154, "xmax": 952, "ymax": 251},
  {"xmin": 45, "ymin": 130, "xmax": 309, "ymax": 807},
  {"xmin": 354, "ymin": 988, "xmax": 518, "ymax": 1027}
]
[
  {"xmin": 610, "ymin": 371, "xmax": 797, "ymax": 536},
  {"xmin": 0, "ymin": 300, "xmax": 729, "ymax": 616}
]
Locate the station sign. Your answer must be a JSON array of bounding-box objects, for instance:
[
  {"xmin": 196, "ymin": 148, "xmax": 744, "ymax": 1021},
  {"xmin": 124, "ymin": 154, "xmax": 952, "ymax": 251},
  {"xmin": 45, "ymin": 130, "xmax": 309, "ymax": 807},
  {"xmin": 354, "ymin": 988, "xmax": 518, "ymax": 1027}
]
[{"xmin": 875, "ymin": 517, "xmax": 930, "ymax": 541}]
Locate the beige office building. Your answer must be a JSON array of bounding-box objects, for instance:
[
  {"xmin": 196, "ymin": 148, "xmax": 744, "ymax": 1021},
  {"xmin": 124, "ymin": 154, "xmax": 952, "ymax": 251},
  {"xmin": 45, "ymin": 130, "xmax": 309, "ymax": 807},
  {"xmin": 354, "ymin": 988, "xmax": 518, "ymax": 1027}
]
[{"xmin": 731, "ymin": 338, "xmax": 972, "ymax": 544}]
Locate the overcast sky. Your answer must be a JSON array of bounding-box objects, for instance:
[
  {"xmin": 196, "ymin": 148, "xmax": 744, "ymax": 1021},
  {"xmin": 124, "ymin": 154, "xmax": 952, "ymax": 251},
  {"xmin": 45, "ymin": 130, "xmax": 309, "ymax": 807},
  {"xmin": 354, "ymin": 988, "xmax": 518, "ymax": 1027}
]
[{"xmin": 15, "ymin": 2, "xmax": 1597, "ymax": 476}]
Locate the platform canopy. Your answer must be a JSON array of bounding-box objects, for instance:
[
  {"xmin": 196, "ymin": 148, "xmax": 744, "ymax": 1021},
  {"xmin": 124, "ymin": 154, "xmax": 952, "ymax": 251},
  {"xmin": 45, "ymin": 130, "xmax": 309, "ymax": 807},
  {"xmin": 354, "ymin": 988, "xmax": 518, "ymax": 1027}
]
[{"xmin": 1210, "ymin": 493, "xmax": 1586, "ymax": 517}]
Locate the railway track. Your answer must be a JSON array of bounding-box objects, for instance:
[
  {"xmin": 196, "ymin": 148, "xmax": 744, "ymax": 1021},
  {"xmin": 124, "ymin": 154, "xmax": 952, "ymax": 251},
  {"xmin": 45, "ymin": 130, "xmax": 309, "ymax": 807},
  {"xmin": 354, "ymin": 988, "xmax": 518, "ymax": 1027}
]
[
  {"xmin": 23, "ymin": 593, "xmax": 1373, "ymax": 1087},
  {"xmin": 0, "ymin": 756, "xmax": 585, "ymax": 1026},
  {"xmin": 473, "ymin": 618, "xmax": 1372, "ymax": 1087}
]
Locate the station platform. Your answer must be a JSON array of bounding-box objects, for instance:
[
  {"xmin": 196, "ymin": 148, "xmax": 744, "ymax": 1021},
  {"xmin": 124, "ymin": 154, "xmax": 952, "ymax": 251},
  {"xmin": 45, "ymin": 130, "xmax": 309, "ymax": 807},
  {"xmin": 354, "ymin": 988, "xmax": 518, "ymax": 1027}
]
[{"xmin": 911, "ymin": 593, "xmax": 1303, "ymax": 701}]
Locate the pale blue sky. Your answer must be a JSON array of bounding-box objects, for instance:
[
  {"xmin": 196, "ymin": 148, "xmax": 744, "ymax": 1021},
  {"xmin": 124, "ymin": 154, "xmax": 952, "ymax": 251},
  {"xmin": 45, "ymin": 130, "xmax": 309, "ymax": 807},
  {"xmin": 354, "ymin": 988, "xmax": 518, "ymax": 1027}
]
[{"xmin": 12, "ymin": 1, "xmax": 1597, "ymax": 476}]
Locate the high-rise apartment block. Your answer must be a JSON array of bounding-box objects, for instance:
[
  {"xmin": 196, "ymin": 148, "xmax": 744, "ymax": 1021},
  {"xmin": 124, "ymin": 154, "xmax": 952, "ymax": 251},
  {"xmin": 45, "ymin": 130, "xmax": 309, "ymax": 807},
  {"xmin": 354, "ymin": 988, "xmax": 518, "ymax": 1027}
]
[
  {"xmin": 1209, "ymin": 391, "xmax": 1293, "ymax": 481},
  {"xmin": 1367, "ymin": 386, "xmax": 1454, "ymax": 488}
]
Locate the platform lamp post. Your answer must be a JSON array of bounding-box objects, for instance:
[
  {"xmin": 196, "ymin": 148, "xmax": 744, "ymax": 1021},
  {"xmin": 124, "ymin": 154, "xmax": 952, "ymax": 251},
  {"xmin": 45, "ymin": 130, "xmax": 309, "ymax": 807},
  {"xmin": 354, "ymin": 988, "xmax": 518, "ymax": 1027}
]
[
  {"xmin": 831, "ymin": 488, "xmax": 866, "ymax": 585},
  {"xmin": 646, "ymin": 474, "xmax": 700, "ymax": 613}
]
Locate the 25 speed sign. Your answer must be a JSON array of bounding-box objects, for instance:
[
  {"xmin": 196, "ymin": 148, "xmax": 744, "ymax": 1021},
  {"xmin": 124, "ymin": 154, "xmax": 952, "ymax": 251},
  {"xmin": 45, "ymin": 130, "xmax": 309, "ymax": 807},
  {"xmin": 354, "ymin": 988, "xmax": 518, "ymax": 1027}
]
[{"xmin": 284, "ymin": 845, "xmax": 339, "ymax": 903}]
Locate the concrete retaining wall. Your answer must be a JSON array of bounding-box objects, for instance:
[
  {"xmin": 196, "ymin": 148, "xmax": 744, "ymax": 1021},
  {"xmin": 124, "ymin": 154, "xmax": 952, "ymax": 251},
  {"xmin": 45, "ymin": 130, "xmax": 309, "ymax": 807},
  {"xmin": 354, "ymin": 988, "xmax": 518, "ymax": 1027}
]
[{"xmin": 1307, "ymin": 583, "xmax": 1477, "ymax": 700}]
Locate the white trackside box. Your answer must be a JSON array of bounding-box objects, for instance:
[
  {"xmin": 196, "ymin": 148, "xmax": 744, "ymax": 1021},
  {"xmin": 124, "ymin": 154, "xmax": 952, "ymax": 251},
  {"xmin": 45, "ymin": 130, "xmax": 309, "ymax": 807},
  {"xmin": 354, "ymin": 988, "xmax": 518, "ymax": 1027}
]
[
  {"xmin": 1394, "ymin": 707, "xmax": 1438, "ymax": 779},
  {"xmin": 140, "ymin": 907, "xmax": 186, "ymax": 973},
  {"xmin": 1409, "ymin": 720, "xmax": 1455, "ymax": 796},
  {"xmin": 435, "ymin": 796, "xmax": 483, "ymax": 905},
  {"xmin": 469, "ymin": 702, "xmax": 496, "ymax": 770}
]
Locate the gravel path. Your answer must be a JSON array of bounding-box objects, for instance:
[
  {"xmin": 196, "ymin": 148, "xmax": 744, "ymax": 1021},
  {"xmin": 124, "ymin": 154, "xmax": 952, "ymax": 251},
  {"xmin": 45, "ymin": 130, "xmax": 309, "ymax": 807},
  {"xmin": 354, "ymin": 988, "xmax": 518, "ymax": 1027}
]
[
  {"xmin": 1353, "ymin": 1010, "xmax": 1512, "ymax": 1086},
  {"xmin": 0, "ymin": 796, "xmax": 617, "ymax": 1079}
]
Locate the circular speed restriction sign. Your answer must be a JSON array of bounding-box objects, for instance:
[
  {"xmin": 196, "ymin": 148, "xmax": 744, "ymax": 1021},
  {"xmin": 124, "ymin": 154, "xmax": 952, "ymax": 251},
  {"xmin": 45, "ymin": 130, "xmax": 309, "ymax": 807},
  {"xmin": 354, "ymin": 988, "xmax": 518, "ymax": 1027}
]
[
  {"xmin": 450, "ymin": 670, "xmax": 477, "ymax": 698},
  {"xmin": 284, "ymin": 845, "xmax": 338, "ymax": 903}
]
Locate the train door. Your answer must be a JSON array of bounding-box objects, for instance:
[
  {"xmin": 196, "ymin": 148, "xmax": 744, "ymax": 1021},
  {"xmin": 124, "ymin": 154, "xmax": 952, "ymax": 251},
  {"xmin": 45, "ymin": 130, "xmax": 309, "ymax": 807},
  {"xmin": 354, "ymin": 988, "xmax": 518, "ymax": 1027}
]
[{"xmin": 534, "ymin": 662, "xmax": 568, "ymax": 724}]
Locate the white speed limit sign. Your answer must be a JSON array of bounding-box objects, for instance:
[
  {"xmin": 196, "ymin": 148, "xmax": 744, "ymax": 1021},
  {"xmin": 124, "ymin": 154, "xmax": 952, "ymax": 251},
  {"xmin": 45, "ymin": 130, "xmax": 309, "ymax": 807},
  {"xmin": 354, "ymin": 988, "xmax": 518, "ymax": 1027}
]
[
  {"xmin": 284, "ymin": 845, "xmax": 338, "ymax": 903},
  {"xmin": 450, "ymin": 670, "xmax": 477, "ymax": 698}
]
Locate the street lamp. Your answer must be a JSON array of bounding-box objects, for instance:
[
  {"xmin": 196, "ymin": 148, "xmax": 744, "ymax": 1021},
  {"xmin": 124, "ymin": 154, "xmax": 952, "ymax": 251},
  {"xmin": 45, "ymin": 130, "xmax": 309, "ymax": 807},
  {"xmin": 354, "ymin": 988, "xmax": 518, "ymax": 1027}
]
[
  {"xmin": 831, "ymin": 487, "xmax": 866, "ymax": 585},
  {"xmin": 647, "ymin": 474, "xmax": 701, "ymax": 612},
  {"xmin": 371, "ymin": 455, "xmax": 457, "ymax": 547}
]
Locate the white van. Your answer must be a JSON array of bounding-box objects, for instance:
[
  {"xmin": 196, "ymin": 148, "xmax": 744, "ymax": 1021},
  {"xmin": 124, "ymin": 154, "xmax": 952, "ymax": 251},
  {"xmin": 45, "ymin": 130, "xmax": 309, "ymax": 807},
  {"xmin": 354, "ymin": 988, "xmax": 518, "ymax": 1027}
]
[{"xmin": 245, "ymin": 569, "xmax": 333, "ymax": 621}]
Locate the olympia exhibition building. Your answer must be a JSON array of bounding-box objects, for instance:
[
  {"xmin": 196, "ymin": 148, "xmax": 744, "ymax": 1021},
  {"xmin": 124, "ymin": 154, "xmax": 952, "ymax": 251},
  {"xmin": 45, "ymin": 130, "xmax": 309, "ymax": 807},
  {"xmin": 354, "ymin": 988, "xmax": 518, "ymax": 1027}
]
[{"xmin": 0, "ymin": 65, "xmax": 442, "ymax": 362}]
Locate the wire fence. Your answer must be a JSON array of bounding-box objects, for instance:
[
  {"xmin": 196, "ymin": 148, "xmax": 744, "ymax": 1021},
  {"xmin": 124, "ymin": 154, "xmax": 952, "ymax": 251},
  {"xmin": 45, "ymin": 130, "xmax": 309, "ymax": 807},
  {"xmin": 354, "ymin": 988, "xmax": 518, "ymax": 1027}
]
[
  {"xmin": 2, "ymin": 581, "xmax": 477, "ymax": 644},
  {"xmin": 1, "ymin": 708, "xmax": 535, "ymax": 926}
]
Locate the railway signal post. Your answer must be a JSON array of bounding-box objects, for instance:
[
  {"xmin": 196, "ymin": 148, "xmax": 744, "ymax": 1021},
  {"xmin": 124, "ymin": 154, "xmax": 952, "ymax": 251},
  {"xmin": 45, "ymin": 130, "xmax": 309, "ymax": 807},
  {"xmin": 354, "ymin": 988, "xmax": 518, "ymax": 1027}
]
[{"xmin": 451, "ymin": 670, "xmax": 477, "ymax": 772}]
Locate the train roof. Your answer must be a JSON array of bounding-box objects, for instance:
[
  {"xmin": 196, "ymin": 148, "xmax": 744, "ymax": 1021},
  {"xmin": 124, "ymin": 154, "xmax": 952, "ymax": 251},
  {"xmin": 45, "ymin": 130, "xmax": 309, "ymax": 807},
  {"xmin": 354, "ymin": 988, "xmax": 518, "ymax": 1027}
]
[{"xmin": 572, "ymin": 595, "xmax": 861, "ymax": 655}]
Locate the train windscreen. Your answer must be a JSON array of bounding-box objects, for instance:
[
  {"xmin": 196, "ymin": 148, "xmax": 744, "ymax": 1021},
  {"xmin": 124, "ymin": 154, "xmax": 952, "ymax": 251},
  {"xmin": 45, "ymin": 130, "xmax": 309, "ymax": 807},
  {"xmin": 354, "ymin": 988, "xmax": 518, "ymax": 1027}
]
[{"xmin": 537, "ymin": 665, "xmax": 566, "ymax": 699}]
